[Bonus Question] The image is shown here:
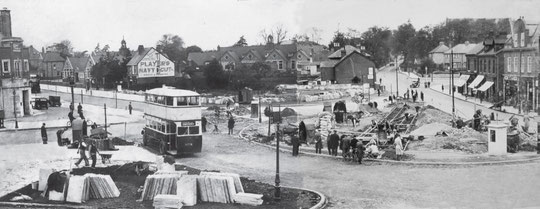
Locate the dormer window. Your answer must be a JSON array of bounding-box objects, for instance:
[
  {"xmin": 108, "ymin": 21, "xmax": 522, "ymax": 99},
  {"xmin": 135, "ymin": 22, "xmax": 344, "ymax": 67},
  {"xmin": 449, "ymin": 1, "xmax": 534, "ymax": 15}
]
[
  {"xmin": 225, "ymin": 55, "xmax": 229, "ymax": 60},
  {"xmin": 273, "ymin": 54, "xmax": 276, "ymax": 58},
  {"xmin": 248, "ymin": 54, "xmax": 252, "ymax": 59}
]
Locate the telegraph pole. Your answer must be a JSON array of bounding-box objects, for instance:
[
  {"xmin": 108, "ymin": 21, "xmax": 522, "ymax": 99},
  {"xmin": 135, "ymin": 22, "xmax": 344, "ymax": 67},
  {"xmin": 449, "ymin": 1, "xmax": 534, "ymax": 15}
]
[{"xmin": 395, "ymin": 56, "xmax": 399, "ymax": 96}]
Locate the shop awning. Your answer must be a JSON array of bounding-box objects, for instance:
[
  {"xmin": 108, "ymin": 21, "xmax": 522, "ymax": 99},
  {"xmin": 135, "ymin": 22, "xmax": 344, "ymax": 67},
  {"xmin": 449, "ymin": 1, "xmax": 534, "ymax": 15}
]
[
  {"xmin": 477, "ymin": 81, "xmax": 494, "ymax": 91},
  {"xmin": 454, "ymin": 79, "xmax": 466, "ymax": 87},
  {"xmin": 454, "ymin": 74, "xmax": 471, "ymax": 87},
  {"xmin": 468, "ymin": 75, "xmax": 485, "ymax": 88}
]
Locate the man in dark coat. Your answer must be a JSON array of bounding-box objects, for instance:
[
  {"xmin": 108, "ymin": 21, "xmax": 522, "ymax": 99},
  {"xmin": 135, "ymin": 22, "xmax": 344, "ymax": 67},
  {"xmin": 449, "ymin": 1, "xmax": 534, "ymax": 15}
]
[
  {"xmin": 227, "ymin": 116, "xmax": 235, "ymax": 135},
  {"xmin": 128, "ymin": 102, "xmax": 133, "ymax": 115},
  {"xmin": 329, "ymin": 130, "xmax": 340, "ymax": 156},
  {"xmin": 68, "ymin": 111, "xmax": 75, "ymax": 123},
  {"xmin": 420, "ymin": 91, "xmax": 424, "ymax": 101},
  {"xmin": 56, "ymin": 127, "xmax": 69, "ymax": 146},
  {"xmin": 326, "ymin": 133, "xmax": 332, "ymax": 155},
  {"xmin": 314, "ymin": 132, "xmax": 322, "ymax": 154},
  {"xmin": 357, "ymin": 142, "xmax": 365, "ymax": 164},
  {"xmin": 41, "ymin": 123, "xmax": 48, "ymax": 144},
  {"xmin": 291, "ymin": 135, "xmax": 299, "ymax": 156},
  {"xmin": 82, "ymin": 120, "xmax": 88, "ymax": 136},
  {"xmin": 201, "ymin": 116, "xmax": 207, "ymax": 132}
]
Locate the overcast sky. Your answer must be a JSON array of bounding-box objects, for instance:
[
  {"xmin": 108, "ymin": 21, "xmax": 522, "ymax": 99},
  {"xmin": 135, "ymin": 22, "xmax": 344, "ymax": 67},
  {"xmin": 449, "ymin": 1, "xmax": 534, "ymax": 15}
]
[{"xmin": 4, "ymin": 0, "xmax": 540, "ymax": 52}]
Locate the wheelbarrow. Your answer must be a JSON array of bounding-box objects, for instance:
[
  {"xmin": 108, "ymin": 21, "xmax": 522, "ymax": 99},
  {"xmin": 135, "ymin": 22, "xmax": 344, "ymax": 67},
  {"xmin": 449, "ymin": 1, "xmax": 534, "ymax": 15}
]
[{"xmin": 100, "ymin": 153, "xmax": 113, "ymax": 164}]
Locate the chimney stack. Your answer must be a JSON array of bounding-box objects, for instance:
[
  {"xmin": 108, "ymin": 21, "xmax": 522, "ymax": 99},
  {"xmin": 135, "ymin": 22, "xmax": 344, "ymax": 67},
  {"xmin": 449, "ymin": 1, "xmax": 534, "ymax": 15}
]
[
  {"xmin": 138, "ymin": 45, "xmax": 144, "ymax": 55},
  {"xmin": 340, "ymin": 49, "xmax": 346, "ymax": 58},
  {"xmin": 0, "ymin": 7, "xmax": 12, "ymax": 38}
]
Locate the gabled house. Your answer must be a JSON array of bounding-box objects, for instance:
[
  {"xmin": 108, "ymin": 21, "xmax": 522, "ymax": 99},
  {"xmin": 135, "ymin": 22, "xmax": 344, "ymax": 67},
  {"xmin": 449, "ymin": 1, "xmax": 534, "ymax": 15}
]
[
  {"xmin": 42, "ymin": 51, "xmax": 65, "ymax": 79},
  {"xmin": 444, "ymin": 41, "xmax": 480, "ymax": 70},
  {"xmin": 429, "ymin": 42, "xmax": 450, "ymax": 65},
  {"xmin": 320, "ymin": 45, "xmax": 376, "ymax": 86},
  {"xmin": 63, "ymin": 56, "xmax": 91, "ymax": 84},
  {"xmin": 126, "ymin": 45, "xmax": 175, "ymax": 86}
]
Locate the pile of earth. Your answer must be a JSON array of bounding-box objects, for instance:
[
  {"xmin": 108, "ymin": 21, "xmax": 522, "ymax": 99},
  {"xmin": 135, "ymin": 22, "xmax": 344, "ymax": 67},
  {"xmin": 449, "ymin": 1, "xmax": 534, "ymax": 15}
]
[
  {"xmin": 408, "ymin": 125, "xmax": 488, "ymax": 154},
  {"xmin": 413, "ymin": 105, "xmax": 453, "ymax": 127},
  {"xmin": 111, "ymin": 137, "xmax": 135, "ymax": 146},
  {"xmin": 0, "ymin": 163, "xmax": 320, "ymax": 209}
]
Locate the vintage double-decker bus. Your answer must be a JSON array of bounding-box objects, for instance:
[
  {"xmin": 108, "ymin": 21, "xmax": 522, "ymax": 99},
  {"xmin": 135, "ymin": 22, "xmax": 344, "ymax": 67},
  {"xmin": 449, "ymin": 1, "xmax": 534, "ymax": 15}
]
[{"xmin": 143, "ymin": 87, "xmax": 202, "ymax": 155}]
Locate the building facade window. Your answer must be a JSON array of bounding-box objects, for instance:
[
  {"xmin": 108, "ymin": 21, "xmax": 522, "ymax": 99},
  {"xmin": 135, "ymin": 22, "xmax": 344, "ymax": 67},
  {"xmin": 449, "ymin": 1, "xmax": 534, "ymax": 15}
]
[
  {"xmin": 278, "ymin": 60, "xmax": 283, "ymax": 70},
  {"xmin": 2, "ymin": 59, "xmax": 9, "ymax": 73},
  {"xmin": 507, "ymin": 57, "xmax": 512, "ymax": 72},
  {"xmin": 514, "ymin": 57, "xmax": 518, "ymax": 72},
  {"xmin": 24, "ymin": 60, "xmax": 29, "ymax": 72},
  {"xmin": 522, "ymin": 57, "xmax": 526, "ymax": 73},
  {"xmin": 527, "ymin": 56, "xmax": 532, "ymax": 73},
  {"xmin": 291, "ymin": 60, "xmax": 296, "ymax": 69}
]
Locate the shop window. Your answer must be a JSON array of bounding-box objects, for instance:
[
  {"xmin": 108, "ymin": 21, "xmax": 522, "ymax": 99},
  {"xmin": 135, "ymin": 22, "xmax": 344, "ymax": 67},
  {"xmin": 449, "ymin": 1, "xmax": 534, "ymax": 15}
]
[{"xmin": 527, "ymin": 56, "xmax": 532, "ymax": 73}]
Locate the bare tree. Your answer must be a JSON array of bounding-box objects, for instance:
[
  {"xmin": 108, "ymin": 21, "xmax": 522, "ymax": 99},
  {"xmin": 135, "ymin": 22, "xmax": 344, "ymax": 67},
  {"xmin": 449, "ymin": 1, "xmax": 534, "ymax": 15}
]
[
  {"xmin": 308, "ymin": 27, "xmax": 323, "ymax": 43},
  {"xmin": 258, "ymin": 25, "xmax": 289, "ymax": 45}
]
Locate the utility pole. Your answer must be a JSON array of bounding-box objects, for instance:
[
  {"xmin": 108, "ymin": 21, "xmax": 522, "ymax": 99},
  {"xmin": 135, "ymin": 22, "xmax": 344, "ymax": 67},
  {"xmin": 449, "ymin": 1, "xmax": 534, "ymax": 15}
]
[
  {"xmin": 104, "ymin": 104, "xmax": 108, "ymax": 136},
  {"xmin": 395, "ymin": 56, "xmax": 399, "ymax": 96},
  {"xmin": 451, "ymin": 48, "xmax": 455, "ymax": 127},
  {"xmin": 518, "ymin": 49, "xmax": 522, "ymax": 114},
  {"xmin": 258, "ymin": 97, "xmax": 261, "ymax": 123}
]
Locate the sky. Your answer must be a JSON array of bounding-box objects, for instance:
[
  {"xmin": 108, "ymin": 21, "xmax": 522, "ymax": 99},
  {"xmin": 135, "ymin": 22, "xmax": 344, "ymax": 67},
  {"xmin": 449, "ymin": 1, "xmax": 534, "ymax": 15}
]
[{"xmin": 3, "ymin": 0, "xmax": 540, "ymax": 52}]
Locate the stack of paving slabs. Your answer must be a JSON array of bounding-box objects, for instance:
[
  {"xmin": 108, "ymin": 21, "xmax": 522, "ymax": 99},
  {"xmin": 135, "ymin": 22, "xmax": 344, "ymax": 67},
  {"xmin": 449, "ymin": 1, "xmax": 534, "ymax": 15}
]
[
  {"xmin": 141, "ymin": 171, "xmax": 187, "ymax": 200},
  {"xmin": 233, "ymin": 193, "xmax": 264, "ymax": 206},
  {"xmin": 176, "ymin": 175, "xmax": 198, "ymax": 206},
  {"xmin": 66, "ymin": 175, "xmax": 91, "ymax": 203},
  {"xmin": 153, "ymin": 194, "xmax": 183, "ymax": 209},
  {"xmin": 197, "ymin": 172, "xmax": 244, "ymax": 203},
  {"xmin": 66, "ymin": 174, "xmax": 120, "ymax": 203},
  {"xmin": 199, "ymin": 172, "xmax": 244, "ymax": 193},
  {"xmin": 85, "ymin": 174, "xmax": 121, "ymax": 199}
]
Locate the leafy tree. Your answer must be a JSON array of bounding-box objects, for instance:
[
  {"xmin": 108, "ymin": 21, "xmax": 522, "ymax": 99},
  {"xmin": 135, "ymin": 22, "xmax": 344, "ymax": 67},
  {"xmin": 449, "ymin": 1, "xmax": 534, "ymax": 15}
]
[
  {"xmin": 157, "ymin": 34, "xmax": 185, "ymax": 64},
  {"xmin": 391, "ymin": 21, "xmax": 416, "ymax": 72},
  {"xmin": 360, "ymin": 26, "xmax": 392, "ymax": 68},
  {"xmin": 203, "ymin": 59, "xmax": 228, "ymax": 89},
  {"xmin": 233, "ymin": 36, "xmax": 248, "ymax": 47},
  {"xmin": 90, "ymin": 54, "xmax": 128, "ymax": 89},
  {"xmin": 52, "ymin": 40, "xmax": 73, "ymax": 58}
]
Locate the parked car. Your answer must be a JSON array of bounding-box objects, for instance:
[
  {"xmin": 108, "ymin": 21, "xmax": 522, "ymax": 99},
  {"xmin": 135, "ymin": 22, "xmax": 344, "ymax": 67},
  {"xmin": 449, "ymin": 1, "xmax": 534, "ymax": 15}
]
[
  {"xmin": 49, "ymin": 96, "xmax": 61, "ymax": 107},
  {"xmin": 31, "ymin": 97, "xmax": 49, "ymax": 110}
]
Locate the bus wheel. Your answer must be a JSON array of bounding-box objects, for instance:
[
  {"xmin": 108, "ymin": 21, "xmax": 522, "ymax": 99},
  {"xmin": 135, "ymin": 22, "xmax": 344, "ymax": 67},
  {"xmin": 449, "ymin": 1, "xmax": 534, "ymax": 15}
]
[{"xmin": 159, "ymin": 141, "xmax": 166, "ymax": 155}]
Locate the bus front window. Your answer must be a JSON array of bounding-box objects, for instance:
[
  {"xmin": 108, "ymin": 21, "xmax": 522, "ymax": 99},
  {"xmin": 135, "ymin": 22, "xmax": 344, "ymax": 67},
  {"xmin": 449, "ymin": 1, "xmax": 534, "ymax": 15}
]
[
  {"xmin": 178, "ymin": 127, "xmax": 188, "ymax": 135},
  {"xmin": 177, "ymin": 97, "xmax": 187, "ymax": 106},
  {"xmin": 189, "ymin": 126, "xmax": 199, "ymax": 134}
]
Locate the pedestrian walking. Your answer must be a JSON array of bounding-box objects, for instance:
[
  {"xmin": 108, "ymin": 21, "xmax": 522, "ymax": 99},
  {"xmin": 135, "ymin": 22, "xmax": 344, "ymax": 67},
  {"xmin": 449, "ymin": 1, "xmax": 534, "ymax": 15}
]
[
  {"xmin": 442, "ymin": 85, "xmax": 444, "ymax": 92},
  {"xmin": 377, "ymin": 88, "xmax": 381, "ymax": 97},
  {"xmin": 292, "ymin": 135, "xmax": 299, "ymax": 156},
  {"xmin": 68, "ymin": 111, "xmax": 75, "ymax": 123},
  {"xmin": 379, "ymin": 78, "xmax": 382, "ymax": 84},
  {"xmin": 69, "ymin": 103, "xmax": 74, "ymax": 111},
  {"xmin": 388, "ymin": 95, "xmax": 393, "ymax": 104},
  {"xmin": 374, "ymin": 101, "xmax": 378, "ymax": 109},
  {"xmin": 330, "ymin": 130, "xmax": 340, "ymax": 156},
  {"xmin": 420, "ymin": 91, "xmax": 424, "ymax": 102},
  {"xmin": 77, "ymin": 103, "xmax": 83, "ymax": 114},
  {"xmin": 227, "ymin": 116, "xmax": 235, "ymax": 135},
  {"xmin": 326, "ymin": 132, "xmax": 332, "ymax": 155},
  {"xmin": 314, "ymin": 131, "xmax": 322, "ymax": 154},
  {"xmin": 41, "ymin": 123, "xmax": 48, "ymax": 144},
  {"xmin": 393, "ymin": 95, "xmax": 396, "ymax": 101},
  {"xmin": 128, "ymin": 102, "xmax": 133, "ymax": 115},
  {"xmin": 394, "ymin": 133, "xmax": 404, "ymax": 161},
  {"xmin": 82, "ymin": 119, "xmax": 88, "ymax": 136},
  {"xmin": 428, "ymin": 82, "xmax": 431, "ymax": 87},
  {"xmin": 89, "ymin": 140, "xmax": 100, "ymax": 168},
  {"xmin": 201, "ymin": 116, "xmax": 207, "ymax": 132},
  {"xmin": 75, "ymin": 139, "xmax": 89, "ymax": 167}
]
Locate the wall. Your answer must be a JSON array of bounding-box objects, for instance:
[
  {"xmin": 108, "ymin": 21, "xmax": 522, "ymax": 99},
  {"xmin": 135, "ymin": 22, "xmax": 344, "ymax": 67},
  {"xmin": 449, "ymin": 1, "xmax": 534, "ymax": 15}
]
[
  {"xmin": 1, "ymin": 78, "xmax": 31, "ymax": 118},
  {"xmin": 334, "ymin": 53, "xmax": 376, "ymax": 85}
]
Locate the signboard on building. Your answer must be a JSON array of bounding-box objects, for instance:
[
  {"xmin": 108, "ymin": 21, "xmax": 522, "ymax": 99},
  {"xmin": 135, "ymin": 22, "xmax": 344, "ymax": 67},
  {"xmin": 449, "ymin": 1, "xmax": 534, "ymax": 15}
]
[
  {"xmin": 137, "ymin": 49, "xmax": 174, "ymax": 78},
  {"xmin": 504, "ymin": 75, "xmax": 519, "ymax": 81}
]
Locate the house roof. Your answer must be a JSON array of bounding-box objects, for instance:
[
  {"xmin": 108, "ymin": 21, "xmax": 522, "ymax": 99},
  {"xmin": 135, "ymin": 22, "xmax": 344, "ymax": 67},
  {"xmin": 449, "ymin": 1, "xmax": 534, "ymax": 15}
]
[
  {"xmin": 43, "ymin": 52, "xmax": 66, "ymax": 62},
  {"xmin": 467, "ymin": 44, "xmax": 485, "ymax": 55},
  {"xmin": 429, "ymin": 44, "xmax": 450, "ymax": 53},
  {"xmin": 446, "ymin": 43, "xmax": 479, "ymax": 54},
  {"xmin": 327, "ymin": 45, "xmax": 362, "ymax": 59},
  {"xmin": 187, "ymin": 51, "xmax": 218, "ymax": 65},
  {"xmin": 67, "ymin": 57, "xmax": 90, "ymax": 71},
  {"xmin": 126, "ymin": 48, "xmax": 152, "ymax": 66},
  {"xmin": 28, "ymin": 46, "xmax": 42, "ymax": 60},
  {"xmin": 221, "ymin": 50, "xmax": 240, "ymax": 62}
]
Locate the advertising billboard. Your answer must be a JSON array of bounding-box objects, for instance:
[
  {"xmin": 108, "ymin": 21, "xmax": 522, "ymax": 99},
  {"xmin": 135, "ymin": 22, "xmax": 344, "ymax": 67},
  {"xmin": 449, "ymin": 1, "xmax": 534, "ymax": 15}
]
[{"xmin": 137, "ymin": 49, "xmax": 174, "ymax": 78}]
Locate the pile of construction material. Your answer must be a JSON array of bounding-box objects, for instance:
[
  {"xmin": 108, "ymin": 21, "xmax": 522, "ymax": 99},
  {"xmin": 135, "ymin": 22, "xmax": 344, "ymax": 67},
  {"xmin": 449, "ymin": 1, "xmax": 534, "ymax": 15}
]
[
  {"xmin": 143, "ymin": 166, "xmax": 263, "ymax": 207},
  {"xmin": 66, "ymin": 174, "xmax": 120, "ymax": 203},
  {"xmin": 141, "ymin": 171, "xmax": 187, "ymax": 200},
  {"xmin": 153, "ymin": 194, "xmax": 183, "ymax": 209},
  {"xmin": 318, "ymin": 112, "xmax": 334, "ymax": 136}
]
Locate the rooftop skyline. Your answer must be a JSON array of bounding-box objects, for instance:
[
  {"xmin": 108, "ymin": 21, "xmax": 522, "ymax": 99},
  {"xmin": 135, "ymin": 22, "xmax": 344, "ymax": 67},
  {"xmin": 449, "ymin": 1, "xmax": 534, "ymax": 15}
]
[{"xmin": 4, "ymin": 0, "xmax": 540, "ymax": 52}]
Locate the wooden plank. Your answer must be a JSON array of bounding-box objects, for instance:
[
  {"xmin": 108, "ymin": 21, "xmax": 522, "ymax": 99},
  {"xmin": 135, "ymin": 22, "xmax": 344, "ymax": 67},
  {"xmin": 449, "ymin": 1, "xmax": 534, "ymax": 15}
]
[
  {"xmin": 38, "ymin": 168, "xmax": 55, "ymax": 191},
  {"xmin": 177, "ymin": 175, "xmax": 197, "ymax": 206}
]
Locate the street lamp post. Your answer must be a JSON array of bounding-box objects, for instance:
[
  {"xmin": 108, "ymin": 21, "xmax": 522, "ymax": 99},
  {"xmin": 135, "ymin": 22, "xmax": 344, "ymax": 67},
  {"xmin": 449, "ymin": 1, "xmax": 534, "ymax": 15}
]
[
  {"xmin": 274, "ymin": 104, "xmax": 281, "ymax": 201},
  {"xmin": 70, "ymin": 76, "xmax": 75, "ymax": 105},
  {"xmin": 12, "ymin": 89, "xmax": 18, "ymax": 129},
  {"xmin": 451, "ymin": 47, "xmax": 455, "ymax": 127}
]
